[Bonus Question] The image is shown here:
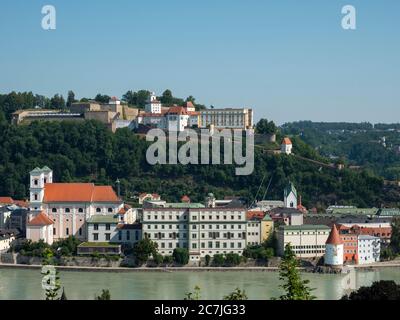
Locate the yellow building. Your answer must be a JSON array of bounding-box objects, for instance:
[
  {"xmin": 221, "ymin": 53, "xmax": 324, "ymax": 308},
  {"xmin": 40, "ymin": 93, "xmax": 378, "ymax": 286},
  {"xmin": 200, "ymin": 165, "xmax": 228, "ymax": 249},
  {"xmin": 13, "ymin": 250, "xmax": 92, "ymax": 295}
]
[{"xmin": 260, "ymin": 215, "xmax": 274, "ymax": 243}]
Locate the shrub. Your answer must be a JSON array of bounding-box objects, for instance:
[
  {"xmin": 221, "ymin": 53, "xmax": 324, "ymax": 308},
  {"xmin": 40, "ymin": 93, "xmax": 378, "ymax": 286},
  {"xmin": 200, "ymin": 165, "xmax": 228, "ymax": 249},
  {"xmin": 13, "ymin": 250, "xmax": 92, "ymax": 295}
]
[
  {"xmin": 205, "ymin": 255, "xmax": 211, "ymax": 266},
  {"xmin": 212, "ymin": 254, "xmax": 225, "ymax": 266},
  {"xmin": 153, "ymin": 253, "xmax": 163, "ymax": 265},
  {"xmin": 225, "ymin": 253, "xmax": 241, "ymax": 266},
  {"xmin": 163, "ymin": 255, "xmax": 174, "ymax": 265},
  {"xmin": 173, "ymin": 248, "xmax": 189, "ymax": 265}
]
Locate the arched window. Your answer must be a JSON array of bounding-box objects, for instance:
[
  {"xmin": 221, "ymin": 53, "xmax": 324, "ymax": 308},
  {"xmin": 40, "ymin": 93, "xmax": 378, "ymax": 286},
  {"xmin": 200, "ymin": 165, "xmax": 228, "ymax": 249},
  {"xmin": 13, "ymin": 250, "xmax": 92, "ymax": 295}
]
[
  {"xmin": 96, "ymin": 208, "xmax": 101, "ymax": 213},
  {"xmin": 108, "ymin": 208, "xmax": 113, "ymax": 213},
  {"xmin": 52, "ymin": 208, "xmax": 57, "ymax": 213},
  {"xmin": 34, "ymin": 194, "xmax": 38, "ymax": 201},
  {"xmin": 65, "ymin": 208, "xmax": 70, "ymax": 213},
  {"xmin": 34, "ymin": 179, "xmax": 38, "ymax": 186},
  {"xmin": 78, "ymin": 208, "xmax": 84, "ymax": 213},
  {"xmin": 290, "ymin": 201, "xmax": 294, "ymax": 208}
]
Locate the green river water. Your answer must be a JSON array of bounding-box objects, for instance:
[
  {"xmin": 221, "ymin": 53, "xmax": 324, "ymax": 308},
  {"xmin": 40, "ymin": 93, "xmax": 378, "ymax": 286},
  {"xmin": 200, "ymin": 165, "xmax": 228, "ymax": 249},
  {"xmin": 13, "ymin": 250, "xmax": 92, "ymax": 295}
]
[{"xmin": 1, "ymin": 267, "xmax": 400, "ymax": 300}]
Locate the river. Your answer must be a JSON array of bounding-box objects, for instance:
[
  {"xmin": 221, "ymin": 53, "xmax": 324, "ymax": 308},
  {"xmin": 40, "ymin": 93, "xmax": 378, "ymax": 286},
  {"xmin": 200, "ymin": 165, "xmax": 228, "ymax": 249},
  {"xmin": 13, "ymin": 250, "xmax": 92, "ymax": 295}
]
[{"xmin": 1, "ymin": 267, "xmax": 400, "ymax": 300}]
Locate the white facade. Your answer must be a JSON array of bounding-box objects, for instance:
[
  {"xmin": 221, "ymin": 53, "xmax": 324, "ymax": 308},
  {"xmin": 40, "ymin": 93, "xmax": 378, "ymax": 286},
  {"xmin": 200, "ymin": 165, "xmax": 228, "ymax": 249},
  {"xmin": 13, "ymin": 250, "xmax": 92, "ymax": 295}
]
[
  {"xmin": 325, "ymin": 243, "xmax": 344, "ymax": 266},
  {"xmin": 28, "ymin": 167, "xmax": 124, "ymax": 241},
  {"xmin": 277, "ymin": 225, "xmax": 330, "ymax": 258},
  {"xmin": 284, "ymin": 183, "xmax": 297, "ymax": 209},
  {"xmin": 281, "ymin": 143, "xmax": 292, "ymax": 155},
  {"xmin": 246, "ymin": 221, "xmax": 261, "ymax": 246},
  {"xmin": 358, "ymin": 235, "xmax": 380, "ymax": 264},
  {"xmin": 199, "ymin": 108, "xmax": 253, "ymax": 129},
  {"xmin": 143, "ymin": 207, "xmax": 247, "ymax": 258},
  {"xmin": 26, "ymin": 224, "xmax": 54, "ymax": 245},
  {"xmin": 29, "ymin": 167, "xmax": 53, "ymax": 213},
  {"xmin": 145, "ymin": 92, "xmax": 162, "ymax": 114},
  {"xmin": 0, "ymin": 234, "xmax": 15, "ymax": 253},
  {"xmin": 166, "ymin": 113, "xmax": 189, "ymax": 132}
]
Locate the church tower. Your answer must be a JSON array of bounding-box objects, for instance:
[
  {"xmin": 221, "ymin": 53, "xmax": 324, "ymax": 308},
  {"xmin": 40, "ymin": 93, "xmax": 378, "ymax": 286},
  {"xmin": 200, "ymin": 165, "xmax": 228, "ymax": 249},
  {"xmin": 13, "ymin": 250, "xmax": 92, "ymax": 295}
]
[
  {"xmin": 29, "ymin": 166, "xmax": 53, "ymax": 214},
  {"xmin": 145, "ymin": 92, "xmax": 162, "ymax": 114},
  {"xmin": 284, "ymin": 181, "xmax": 297, "ymax": 208}
]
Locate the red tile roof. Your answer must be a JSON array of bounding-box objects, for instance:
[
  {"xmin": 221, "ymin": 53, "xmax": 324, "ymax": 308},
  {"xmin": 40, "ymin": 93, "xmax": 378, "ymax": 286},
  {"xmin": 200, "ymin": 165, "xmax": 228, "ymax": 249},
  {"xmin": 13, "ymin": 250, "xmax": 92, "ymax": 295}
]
[
  {"xmin": 246, "ymin": 211, "xmax": 265, "ymax": 220},
  {"xmin": 43, "ymin": 183, "xmax": 120, "ymax": 203},
  {"xmin": 167, "ymin": 106, "xmax": 188, "ymax": 115},
  {"xmin": 282, "ymin": 137, "xmax": 292, "ymax": 145},
  {"xmin": 27, "ymin": 212, "xmax": 54, "ymax": 226},
  {"xmin": 181, "ymin": 195, "xmax": 191, "ymax": 203},
  {"xmin": 0, "ymin": 197, "xmax": 14, "ymax": 204},
  {"xmin": 326, "ymin": 224, "xmax": 343, "ymax": 245}
]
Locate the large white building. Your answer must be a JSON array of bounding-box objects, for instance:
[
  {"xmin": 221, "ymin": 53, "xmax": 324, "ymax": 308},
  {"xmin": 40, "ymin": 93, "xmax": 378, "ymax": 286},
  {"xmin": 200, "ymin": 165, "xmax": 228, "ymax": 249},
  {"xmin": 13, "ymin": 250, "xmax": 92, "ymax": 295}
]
[
  {"xmin": 358, "ymin": 235, "xmax": 380, "ymax": 264},
  {"xmin": 142, "ymin": 199, "xmax": 247, "ymax": 262},
  {"xmin": 277, "ymin": 225, "xmax": 331, "ymax": 258},
  {"xmin": 199, "ymin": 108, "xmax": 253, "ymax": 130},
  {"xmin": 27, "ymin": 167, "xmax": 134, "ymax": 243}
]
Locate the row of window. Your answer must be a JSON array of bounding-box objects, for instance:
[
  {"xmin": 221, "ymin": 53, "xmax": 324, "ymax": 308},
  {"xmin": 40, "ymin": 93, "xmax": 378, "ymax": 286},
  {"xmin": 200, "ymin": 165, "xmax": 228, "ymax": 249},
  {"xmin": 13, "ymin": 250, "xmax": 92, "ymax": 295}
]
[
  {"xmin": 92, "ymin": 230, "xmax": 140, "ymax": 241},
  {"xmin": 53, "ymin": 227, "xmax": 82, "ymax": 236},
  {"xmin": 145, "ymin": 214, "xmax": 243, "ymax": 221},
  {"xmin": 293, "ymin": 250, "xmax": 325, "ymax": 254},
  {"xmin": 50, "ymin": 207, "xmax": 114, "ymax": 213},
  {"xmin": 144, "ymin": 224, "xmax": 245, "ymax": 230},
  {"xmin": 290, "ymin": 245, "xmax": 326, "ymax": 249},
  {"xmin": 192, "ymin": 242, "xmax": 243, "ymax": 249},
  {"xmin": 191, "ymin": 232, "xmax": 245, "ymax": 239}
]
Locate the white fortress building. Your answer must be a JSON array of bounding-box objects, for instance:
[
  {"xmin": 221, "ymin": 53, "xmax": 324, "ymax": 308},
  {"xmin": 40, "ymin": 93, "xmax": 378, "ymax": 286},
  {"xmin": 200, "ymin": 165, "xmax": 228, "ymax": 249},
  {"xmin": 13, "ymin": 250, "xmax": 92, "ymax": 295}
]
[
  {"xmin": 281, "ymin": 137, "xmax": 293, "ymax": 155},
  {"xmin": 136, "ymin": 92, "xmax": 253, "ymax": 132},
  {"xmin": 324, "ymin": 224, "xmax": 344, "ymax": 266}
]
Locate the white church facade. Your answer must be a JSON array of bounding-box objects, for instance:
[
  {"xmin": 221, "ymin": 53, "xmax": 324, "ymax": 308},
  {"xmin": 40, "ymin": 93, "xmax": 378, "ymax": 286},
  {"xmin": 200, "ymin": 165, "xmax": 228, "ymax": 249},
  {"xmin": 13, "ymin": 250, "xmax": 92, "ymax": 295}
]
[{"xmin": 27, "ymin": 167, "xmax": 134, "ymax": 243}]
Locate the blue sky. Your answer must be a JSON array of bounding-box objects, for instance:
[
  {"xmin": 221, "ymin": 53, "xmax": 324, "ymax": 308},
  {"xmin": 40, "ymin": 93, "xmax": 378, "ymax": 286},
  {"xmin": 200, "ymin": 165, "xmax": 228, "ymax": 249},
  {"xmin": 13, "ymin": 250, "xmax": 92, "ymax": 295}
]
[{"xmin": 0, "ymin": 0, "xmax": 399, "ymax": 124}]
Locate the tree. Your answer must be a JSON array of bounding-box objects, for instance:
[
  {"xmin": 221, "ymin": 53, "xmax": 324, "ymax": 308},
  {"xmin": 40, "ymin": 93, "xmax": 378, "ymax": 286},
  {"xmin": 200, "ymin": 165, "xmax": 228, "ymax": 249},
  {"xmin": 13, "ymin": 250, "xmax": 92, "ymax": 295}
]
[
  {"xmin": 94, "ymin": 94, "xmax": 111, "ymax": 103},
  {"xmin": 96, "ymin": 289, "xmax": 111, "ymax": 300},
  {"xmin": 205, "ymin": 255, "xmax": 211, "ymax": 266},
  {"xmin": 66, "ymin": 90, "xmax": 76, "ymax": 107},
  {"xmin": 341, "ymin": 281, "xmax": 400, "ymax": 300},
  {"xmin": 256, "ymin": 119, "xmax": 277, "ymax": 135},
  {"xmin": 133, "ymin": 238, "xmax": 158, "ymax": 265},
  {"xmin": 186, "ymin": 96, "xmax": 196, "ymax": 103},
  {"xmin": 173, "ymin": 248, "xmax": 189, "ymax": 265},
  {"xmin": 153, "ymin": 253, "xmax": 163, "ymax": 265},
  {"xmin": 223, "ymin": 288, "xmax": 248, "ymax": 300},
  {"xmin": 50, "ymin": 94, "xmax": 66, "ymax": 109},
  {"xmin": 274, "ymin": 244, "xmax": 315, "ymax": 300},
  {"xmin": 184, "ymin": 286, "xmax": 201, "ymax": 300},
  {"xmin": 160, "ymin": 89, "xmax": 173, "ymax": 105},
  {"xmin": 390, "ymin": 218, "xmax": 400, "ymax": 255},
  {"xmin": 212, "ymin": 254, "xmax": 225, "ymax": 266},
  {"xmin": 122, "ymin": 90, "xmax": 151, "ymax": 108}
]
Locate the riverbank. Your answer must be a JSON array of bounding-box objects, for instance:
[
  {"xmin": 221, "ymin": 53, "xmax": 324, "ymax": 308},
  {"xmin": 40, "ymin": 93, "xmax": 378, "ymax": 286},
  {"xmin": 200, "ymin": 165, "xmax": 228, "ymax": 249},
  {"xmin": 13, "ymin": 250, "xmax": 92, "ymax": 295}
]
[
  {"xmin": 2, "ymin": 261, "xmax": 400, "ymax": 273},
  {"xmin": 0, "ymin": 263, "xmax": 285, "ymax": 272}
]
